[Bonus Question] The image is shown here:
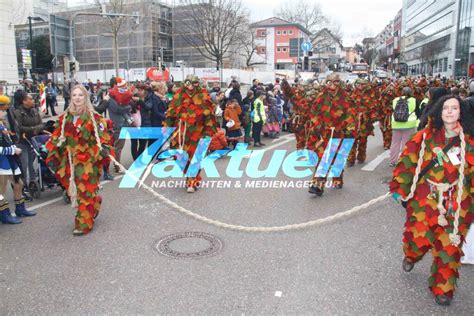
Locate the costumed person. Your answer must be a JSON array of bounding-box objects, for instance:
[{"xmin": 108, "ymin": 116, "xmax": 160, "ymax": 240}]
[
  {"xmin": 390, "ymin": 95, "xmax": 474, "ymax": 306},
  {"xmin": 377, "ymin": 81, "xmax": 397, "ymax": 150},
  {"xmin": 163, "ymin": 75, "xmax": 218, "ymax": 193},
  {"xmin": 347, "ymin": 79, "xmax": 377, "ymax": 166},
  {"xmin": 45, "ymin": 85, "xmax": 114, "ymax": 236},
  {"xmin": 307, "ymin": 73, "xmax": 356, "ymax": 196},
  {"xmin": 0, "ymin": 96, "xmax": 36, "ymax": 224},
  {"xmin": 281, "ymin": 79, "xmax": 311, "ymax": 153}
]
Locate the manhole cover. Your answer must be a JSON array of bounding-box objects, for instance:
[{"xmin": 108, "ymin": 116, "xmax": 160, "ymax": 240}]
[{"xmin": 153, "ymin": 232, "xmax": 223, "ymax": 259}]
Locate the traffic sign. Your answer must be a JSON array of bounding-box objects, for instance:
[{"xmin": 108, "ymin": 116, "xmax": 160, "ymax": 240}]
[
  {"xmin": 21, "ymin": 49, "xmax": 32, "ymax": 69},
  {"xmin": 301, "ymin": 41, "xmax": 313, "ymax": 52}
]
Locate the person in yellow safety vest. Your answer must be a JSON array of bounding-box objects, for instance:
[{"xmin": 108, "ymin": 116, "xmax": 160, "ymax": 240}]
[
  {"xmin": 251, "ymin": 91, "xmax": 267, "ymax": 147},
  {"xmin": 389, "ymin": 86, "xmax": 419, "ymax": 167}
]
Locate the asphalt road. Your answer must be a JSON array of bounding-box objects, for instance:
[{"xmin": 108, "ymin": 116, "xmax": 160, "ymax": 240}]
[{"xmin": 1, "ymin": 123, "xmax": 473, "ymax": 314}]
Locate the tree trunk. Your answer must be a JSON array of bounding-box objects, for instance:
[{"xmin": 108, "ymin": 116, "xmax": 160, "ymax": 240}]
[{"xmin": 113, "ymin": 34, "xmax": 119, "ymax": 77}]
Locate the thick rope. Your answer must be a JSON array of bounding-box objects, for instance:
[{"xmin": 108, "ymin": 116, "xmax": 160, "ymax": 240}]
[
  {"xmin": 67, "ymin": 151, "xmax": 78, "ymax": 208},
  {"xmin": 109, "ymin": 155, "xmax": 390, "ymax": 232},
  {"xmin": 402, "ymin": 131, "xmax": 427, "ymax": 202},
  {"xmin": 451, "ymin": 128, "xmax": 467, "ymax": 246}
]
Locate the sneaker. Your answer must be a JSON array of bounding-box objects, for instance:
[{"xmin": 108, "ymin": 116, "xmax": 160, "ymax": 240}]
[
  {"xmin": 186, "ymin": 187, "xmax": 196, "ymax": 193},
  {"xmin": 259, "ymin": 142, "xmax": 266, "ymax": 146},
  {"xmin": 389, "ymin": 162, "xmax": 396, "ymax": 167}
]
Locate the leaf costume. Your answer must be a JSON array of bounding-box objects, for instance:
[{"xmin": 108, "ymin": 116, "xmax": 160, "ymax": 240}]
[
  {"xmin": 282, "ymin": 81, "xmax": 311, "ymax": 151},
  {"xmin": 376, "ymin": 83, "xmax": 397, "ymax": 149},
  {"xmin": 390, "ymin": 126, "xmax": 474, "ymax": 299},
  {"xmin": 164, "ymin": 85, "xmax": 218, "ymax": 189},
  {"xmin": 308, "ymin": 85, "xmax": 356, "ymax": 190},
  {"xmin": 347, "ymin": 82, "xmax": 377, "ymax": 164},
  {"xmin": 45, "ymin": 111, "xmax": 114, "ymax": 234}
]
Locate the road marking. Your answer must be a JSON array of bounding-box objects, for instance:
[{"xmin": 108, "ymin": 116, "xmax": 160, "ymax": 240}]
[
  {"xmin": 29, "ymin": 175, "xmax": 124, "ymax": 211},
  {"xmin": 244, "ymin": 135, "xmax": 295, "ymax": 158},
  {"xmin": 274, "ymin": 291, "xmax": 283, "ymax": 297},
  {"xmin": 361, "ymin": 150, "xmax": 389, "ymax": 171}
]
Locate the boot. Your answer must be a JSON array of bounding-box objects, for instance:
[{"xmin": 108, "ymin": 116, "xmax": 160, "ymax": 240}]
[
  {"xmin": 435, "ymin": 295, "xmax": 452, "ymax": 306},
  {"xmin": 402, "ymin": 257, "xmax": 414, "ymax": 272},
  {"xmin": 0, "ymin": 207, "xmax": 22, "ymax": 224},
  {"xmin": 15, "ymin": 198, "xmax": 36, "ymax": 217},
  {"xmin": 308, "ymin": 185, "xmax": 323, "ymax": 196}
]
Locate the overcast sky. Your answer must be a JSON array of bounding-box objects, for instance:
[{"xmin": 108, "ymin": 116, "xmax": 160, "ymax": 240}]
[{"xmin": 242, "ymin": 0, "xmax": 403, "ymax": 46}]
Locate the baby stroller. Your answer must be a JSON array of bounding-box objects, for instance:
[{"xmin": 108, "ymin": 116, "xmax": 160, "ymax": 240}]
[{"xmin": 24, "ymin": 134, "xmax": 70, "ymax": 204}]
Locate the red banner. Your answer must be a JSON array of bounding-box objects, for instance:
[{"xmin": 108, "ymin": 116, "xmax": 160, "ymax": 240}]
[{"xmin": 146, "ymin": 67, "xmax": 170, "ymax": 81}]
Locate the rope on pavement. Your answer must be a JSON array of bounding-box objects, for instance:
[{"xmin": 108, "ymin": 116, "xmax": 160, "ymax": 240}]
[{"xmin": 109, "ymin": 156, "xmax": 391, "ymax": 232}]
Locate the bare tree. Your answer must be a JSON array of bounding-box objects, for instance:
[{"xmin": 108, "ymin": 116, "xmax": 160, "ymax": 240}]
[
  {"xmin": 95, "ymin": 0, "xmax": 144, "ymax": 76},
  {"xmin": 274, "ymin": 0, "xmax": 327, "ymax": 34},
  {"xmin": 178, "ymin": 0, "xmax": 247, "ymax": 72},
  {"xmin": 362, "ymin": 48, "xmax": 377, "ymax": 66},
  {"xmin": 234, "ymin": 23, "xmax": 265, "ymax": 68}
]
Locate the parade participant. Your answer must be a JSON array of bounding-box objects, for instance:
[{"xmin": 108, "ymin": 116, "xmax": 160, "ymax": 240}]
[
  {"xmin": 281, "ymin": 79, "xmax": 310, "ymax": 153},
  {"xmin": 390, "ymin": 95, "xmax": 474, "ymax": 306},
  {"xmin": 307, "ymin": 73, "xmax": 356, "ymax": 196},
  {"xmin": 163, "ymin": 75, "xmax": 218, "ymax": 193},
  {"xmin": 45, "ymin": 85, "xmax": 114, "ymax": 236},
  {"xmin": 377, "ymin": 81, "xmax": 397, "ymax": 149},
  {"xmin": 389, "ymin": 87, "xmax": 418, "ymax": 167},
  {"xmin": 347, "ymin": 79, "xmax": 376, "ymax": 166},
  {"xmin": 0, "ymin": 96, "xmax": 36, "ymax": 224}
]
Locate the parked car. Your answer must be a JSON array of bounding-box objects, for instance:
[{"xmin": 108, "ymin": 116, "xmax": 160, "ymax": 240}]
[
  {"xmin": 374, "ymin": 69, "xmax": 389, "ymax": 79},
  {"xmin": 317, "ymin": 71, "xmax": 333, "ymax": 82},
  {"xmin": 346, "ymin": 74, "xmax": 359, "ymax": 84}
]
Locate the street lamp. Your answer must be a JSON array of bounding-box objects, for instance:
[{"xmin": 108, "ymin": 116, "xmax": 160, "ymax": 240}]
[{"xmin": 27, "ymin": 16, "xmax": 44, "ymax": 77}]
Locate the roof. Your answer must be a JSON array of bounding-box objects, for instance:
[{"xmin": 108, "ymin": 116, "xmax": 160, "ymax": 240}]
[
  {"xmin": 312, "ymin": 28, "xmax": 343, "ymax": 49},
  {"xmin": 251, "ymin": 17, "xmax": 312, "ymax": 36}
]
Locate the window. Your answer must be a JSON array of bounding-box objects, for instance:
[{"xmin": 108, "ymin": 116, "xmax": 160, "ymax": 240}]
[
  {"xmin": 289, "ymin": 30, "xmax": 293, "ymax": 35},
  {"xmin": 256, "ymin": 29, "xmax": 266, "ymax": 37},
  {"xmin": 443, "ymin": 58, "xmax": 448, "ymax": 72},
  {"xmin": 257, "ymin": 46, "xmax": 266, "ymax": 54},
  {"xmin": 282, "ymin": 30, "xmax": 287, "ymax": 35},
  {"xmin": 277, "ymin": 31, "xmax": 281, "ymax": 35},
  {"xmin": 277, "ymin": 47, "xmax": 281, "ymax": 52},
  {"xmin": 282, "ymin": 47, "xmax": 288, "ymax": 52}
]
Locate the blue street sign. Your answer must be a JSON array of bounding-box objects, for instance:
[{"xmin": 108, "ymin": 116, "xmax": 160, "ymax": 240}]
[{"xmin": 301, "ymin": 41, "xmax": 313, "ymax": 52}]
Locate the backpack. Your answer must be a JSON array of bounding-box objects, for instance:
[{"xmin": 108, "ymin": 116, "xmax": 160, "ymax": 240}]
[{"xmin": 393, "ymin": 97, "xmax": 410, "ymax": 122}]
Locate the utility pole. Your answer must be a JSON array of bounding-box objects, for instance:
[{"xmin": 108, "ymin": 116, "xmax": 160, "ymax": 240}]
[{"xmin": 28, "ymin": 16, "xmax": 43, "ymax": 80}]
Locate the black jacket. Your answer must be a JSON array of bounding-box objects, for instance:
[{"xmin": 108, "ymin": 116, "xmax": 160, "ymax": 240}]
[{"xmin": 150, "ymin": 93, "xmax": 167, "ymax": 127}]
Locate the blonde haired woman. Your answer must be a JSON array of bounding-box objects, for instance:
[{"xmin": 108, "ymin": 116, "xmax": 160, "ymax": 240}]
[{"xmin": 46, "ymin": 85, "xmax": 114, "ymax": 236}]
